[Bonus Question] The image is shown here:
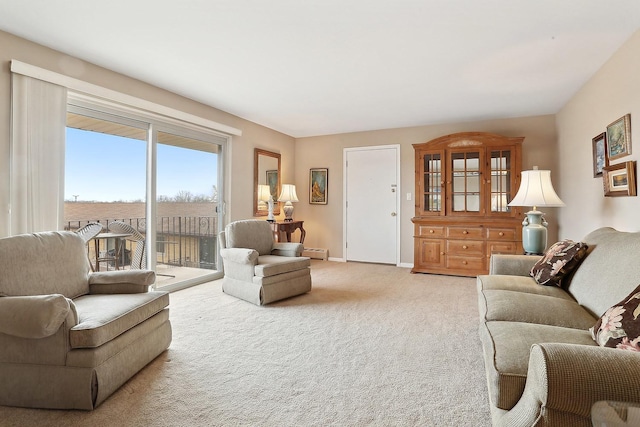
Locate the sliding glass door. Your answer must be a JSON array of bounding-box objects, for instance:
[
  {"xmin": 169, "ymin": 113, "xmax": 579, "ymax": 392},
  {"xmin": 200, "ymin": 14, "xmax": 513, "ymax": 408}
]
[{"xmin": 64, "ymin": 102, "xmax": 226, "ymax": 290}]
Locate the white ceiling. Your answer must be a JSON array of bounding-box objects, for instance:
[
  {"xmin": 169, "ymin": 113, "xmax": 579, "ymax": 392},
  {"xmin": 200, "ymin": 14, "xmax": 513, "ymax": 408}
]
[{"xmin": 1, "ymin": 1, "xmax": 639, "ymax": 138}]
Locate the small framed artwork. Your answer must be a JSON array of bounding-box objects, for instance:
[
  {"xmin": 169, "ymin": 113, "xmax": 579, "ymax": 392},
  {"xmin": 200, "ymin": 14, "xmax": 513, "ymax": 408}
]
[
  {"xmin": 606, "ymin": 114, "xmax": 632, "ymax": 160},
  {"xmin": 309, "ymin": 168, "xmax": 328, "ymax": 204},
  {"xmin": 592, "ymin": 132, "xmax": 608, "ymax": 177},
  {"xmin": 603, "ymin": 161, "xmax": 637, "ymax": 197},
  {"xmin": 266, "ymin": 170, "xmax": 278, "ymax": 200}
]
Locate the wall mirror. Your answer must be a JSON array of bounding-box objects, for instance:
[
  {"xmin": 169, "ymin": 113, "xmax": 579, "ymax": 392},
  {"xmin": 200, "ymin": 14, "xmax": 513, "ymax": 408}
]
[{"xmin": 254, "ymin": 148, "xmax": 281, "ymax": 216}]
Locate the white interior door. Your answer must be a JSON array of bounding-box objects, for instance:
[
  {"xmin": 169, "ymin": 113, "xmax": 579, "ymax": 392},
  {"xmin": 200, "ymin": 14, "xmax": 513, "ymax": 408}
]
[{"xmin": 344, "ymin": 145, "xmax": 399, "ymax": 264}]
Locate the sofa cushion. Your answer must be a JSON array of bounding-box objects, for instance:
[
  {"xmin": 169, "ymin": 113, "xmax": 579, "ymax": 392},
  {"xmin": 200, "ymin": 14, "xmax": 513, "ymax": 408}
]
[
  {"xmin": 254, "ymin": 255, "xmax": 310, "ymax": 277},
  {"xmin": 479, "ymin": 321, "xmax": 596, "ymax": 410},
  {"xmin": 70, "ymin": 291, "xmax": 169, "ymax": 348},
  {"xmin": 479, "ymin": 290, "xmax": 596, "ymax": 329},
  {"xmin": 590, "ymin": 284, "xmax": 640, "ymax": 351},
  {"xmin": 477, "ymin": 274, "xmax": 576, "ymax": 301},
  {"xmin": 567, "ymin": 228, "xmax": 640, "ymax": 319},
  {"xmin": 530, "ymin": 240, "xmax": 588, "ymax": 287}
]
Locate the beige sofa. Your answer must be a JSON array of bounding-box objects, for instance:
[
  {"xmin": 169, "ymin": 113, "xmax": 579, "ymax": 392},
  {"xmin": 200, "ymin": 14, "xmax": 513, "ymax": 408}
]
[
  {"xmin": 0, "ymin": 231, "xmax": 171, "ymax": 410},
  {"xmin": 477, "ymin": 227, "xmax": 640, "ymax": 426}
]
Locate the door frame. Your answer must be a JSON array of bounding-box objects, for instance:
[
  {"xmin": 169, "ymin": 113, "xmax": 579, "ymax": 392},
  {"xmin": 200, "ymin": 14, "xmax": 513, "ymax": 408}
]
[{"xmin": 343, "ymin": 144, "xmax": 401, "ymax": 265}]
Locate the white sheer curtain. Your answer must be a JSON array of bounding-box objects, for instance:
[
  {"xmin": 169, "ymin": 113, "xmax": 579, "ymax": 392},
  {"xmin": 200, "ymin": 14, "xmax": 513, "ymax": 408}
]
[{"xmin": 10, "ymin": 73, "xmax": 67, "ymax": 235}]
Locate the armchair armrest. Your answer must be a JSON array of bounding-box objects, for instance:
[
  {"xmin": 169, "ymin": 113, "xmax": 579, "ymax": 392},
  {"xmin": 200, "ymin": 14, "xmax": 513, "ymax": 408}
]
[
  {"xmin": 0, "ymin": 294, "xmax": 75, "ymax": 338},
  {"xmin": 489, "ymin": 254, "xmax": 541, "ymax": 276},
  {"xmin": 271, "ymin": 242, "xmax": 304, "ymax": 257},
  {"xmin": 89, "ymin": 270, "xmax": 155, "ymax": 294},
  {"xmin": 502, "ymin": 343, "xmax": 640, "ymax": 426},
  {"xmin": 220, "ymin": 248, "xmax": 259, "ymax": 264}
]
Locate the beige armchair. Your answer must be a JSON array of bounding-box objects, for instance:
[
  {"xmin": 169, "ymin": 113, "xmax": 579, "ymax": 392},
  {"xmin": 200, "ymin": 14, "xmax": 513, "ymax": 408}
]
[
  {"xmin": 219, "ymin": 220, "xmax": 311, "ymax": 305},
  {"xmin": 0, "ymin": 231, "xmax": 171, "ymax": 410}
]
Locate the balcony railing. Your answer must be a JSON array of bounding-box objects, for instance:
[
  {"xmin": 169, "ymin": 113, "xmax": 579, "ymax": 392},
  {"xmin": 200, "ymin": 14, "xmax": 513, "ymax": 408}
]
[{"xmin": 65, "ymin": 216, "xmax": 218, "ymax": 271}]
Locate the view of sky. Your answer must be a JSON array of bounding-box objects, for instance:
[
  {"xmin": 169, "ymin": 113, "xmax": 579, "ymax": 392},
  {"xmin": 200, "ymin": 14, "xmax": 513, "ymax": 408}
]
[{"xmin": 65, "ymin": 128, "xmax": 218, "ymax": 202}]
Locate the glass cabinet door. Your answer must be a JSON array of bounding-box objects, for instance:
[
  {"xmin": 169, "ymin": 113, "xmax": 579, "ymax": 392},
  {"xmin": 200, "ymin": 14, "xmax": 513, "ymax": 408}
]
[
  {"xmin": 420, "ymin": 151, "xmax": 442, "ymax": 214},
  {"xmin": 450, "ymin": 151, "xmax": 482, "ymax": 213},
  {"xmin": 490, "ymin": 150, "xmax": 512, "ymax": 213}
]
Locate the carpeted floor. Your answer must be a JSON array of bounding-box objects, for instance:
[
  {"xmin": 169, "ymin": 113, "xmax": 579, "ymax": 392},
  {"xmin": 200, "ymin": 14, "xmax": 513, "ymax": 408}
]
[{"xmin": 0, "ymin": 261, "xmax": 491, "ymax": 427}]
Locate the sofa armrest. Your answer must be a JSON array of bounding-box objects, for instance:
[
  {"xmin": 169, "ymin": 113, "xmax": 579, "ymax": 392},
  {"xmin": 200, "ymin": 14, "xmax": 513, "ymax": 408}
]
[
  {"xmin": 89, "ymin": 270, "xmax": 155, "ymax": 294},
  {"xmin": 271, "ymin": 242, "xmax": 304, "ymax": 257},
  {"xmin": 502, "ymin": 343, "xmax": 640, "ymax": 426},
  {"xmin": 0, "ymin": 294, "xmax": 76, "ymax": 338},
  {"xmin": 489, "ymin": 254, "xmax": 541, "ymax": 276},
  {"xmin": 220, "ymin": 248, "xmax": 259, "ymax": 264}
]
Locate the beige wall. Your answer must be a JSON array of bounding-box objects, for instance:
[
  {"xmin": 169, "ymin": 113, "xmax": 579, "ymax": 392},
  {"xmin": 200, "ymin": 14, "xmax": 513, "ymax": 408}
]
[
  {"xmin": 556, "ymin": 30, "xmax": 640, "ymax": 240},
  {"xmin": 295, "ymin": 115, "xmax": 558, "ymax": 265},
  {"xmin": 0, "ymin": 30, "xmax": 295, "ymax": 237}
]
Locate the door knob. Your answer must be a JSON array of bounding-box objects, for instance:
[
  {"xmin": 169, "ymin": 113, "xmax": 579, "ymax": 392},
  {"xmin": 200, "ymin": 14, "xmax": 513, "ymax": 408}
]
[{"xmin": 391, "ymin": 212, "xmax": 397, "ymax": 217}]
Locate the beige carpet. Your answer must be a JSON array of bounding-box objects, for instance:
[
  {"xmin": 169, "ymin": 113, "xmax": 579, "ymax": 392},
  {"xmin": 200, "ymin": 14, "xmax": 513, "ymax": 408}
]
[{"xmin": 0, "ymin": 261, "xmax": 491, "ymax": 427}]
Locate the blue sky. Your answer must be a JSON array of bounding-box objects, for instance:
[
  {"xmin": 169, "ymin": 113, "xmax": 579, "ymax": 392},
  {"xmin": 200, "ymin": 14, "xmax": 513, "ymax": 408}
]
[{"xmin": 65, "ymin": 128, "xmax": 217, "ymax": 202}]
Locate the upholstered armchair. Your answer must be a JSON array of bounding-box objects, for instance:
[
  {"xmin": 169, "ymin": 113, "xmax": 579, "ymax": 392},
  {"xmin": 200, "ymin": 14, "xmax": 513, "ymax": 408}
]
[
  {"xmin": 219, "ymin": 220, "xmax": 311, "ymax": 305},
  {"xmin": 0, "ymin": 231, "xmax": 171, "ymax": 410}
]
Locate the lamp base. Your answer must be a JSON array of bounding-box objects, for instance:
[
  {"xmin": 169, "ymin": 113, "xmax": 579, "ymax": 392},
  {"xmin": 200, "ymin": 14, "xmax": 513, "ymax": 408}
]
[
  {"xmin": 283, "ymin": 202, "xmax": 294, "ymax": 222},
  {"xmin": 521, "ymin": 210, "xmax": 548, "ymax": 255}
]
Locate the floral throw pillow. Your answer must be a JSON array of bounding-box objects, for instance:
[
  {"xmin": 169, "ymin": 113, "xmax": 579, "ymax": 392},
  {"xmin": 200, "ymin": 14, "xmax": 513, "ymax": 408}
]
[
  {"xmin": 590, "ymin": 284, "xmax": 640, "ymax": 352},
  {"xmin": 529, "ymin": 240, "xmax": 588, "ymax": 287}
]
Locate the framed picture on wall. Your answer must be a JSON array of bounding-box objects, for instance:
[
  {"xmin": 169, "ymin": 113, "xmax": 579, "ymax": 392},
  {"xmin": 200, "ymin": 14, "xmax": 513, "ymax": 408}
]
[
  {"xmin": 603, "ymin": 161, "xmax": 637, "ymax": 197},
  {"xmin": 592, "ymin": 132, "xmax": 608, "ymax": 177},
  {"xmin": 606, "ymin": 114, "xmax": 632, "ymax": 160},
  {"xmin": 309, "ymin": 168, "xmax": 328, "ymax": 204}
]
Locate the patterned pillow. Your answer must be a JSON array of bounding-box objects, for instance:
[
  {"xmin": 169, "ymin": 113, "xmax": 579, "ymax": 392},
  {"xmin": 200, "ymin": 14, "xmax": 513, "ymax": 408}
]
[
  {"xmin": 530, "ymin": 240, "xmax": 588, "ymax": 286},
  {"xmin": 590, "ymin": 284, "xmax": 640, "ymax": 352}
]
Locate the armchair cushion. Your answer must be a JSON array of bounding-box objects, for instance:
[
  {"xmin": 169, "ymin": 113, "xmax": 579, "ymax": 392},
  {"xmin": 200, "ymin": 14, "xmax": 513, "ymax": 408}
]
[
  {"xmin": 255, "ymin": 255, "xmax": 311, "ymax": 277},
  {"xmin": 225, "ymin": 220, "xmax": 274, "ymax": 255},
  {"xmin": 0, "ymin": 294, "xmax": 72, "ymax": 339},
  {"xmin": 70, "ymin": 292, "xmax": 169, "ymax": 348},
  {"xmin": 220, "ymin": 248, "xmax": 259, "ymax": 264},
  {"xmin": 89, "ymin": 270, "xmax": 156, "ymax": 294}
]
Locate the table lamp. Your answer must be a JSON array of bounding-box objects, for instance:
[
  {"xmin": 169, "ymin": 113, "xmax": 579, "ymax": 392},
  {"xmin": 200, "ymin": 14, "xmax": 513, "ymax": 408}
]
[
  {"xmin": 278, "ymin": 184, "xmax": 298, "ymax": 222},
  {"xmin": 508, "ymin": 167, "xmax": 565, "ymax": 255},
  {"xmin": 258, "ymin": 184, "xmax": 275, "ymax": 222}
]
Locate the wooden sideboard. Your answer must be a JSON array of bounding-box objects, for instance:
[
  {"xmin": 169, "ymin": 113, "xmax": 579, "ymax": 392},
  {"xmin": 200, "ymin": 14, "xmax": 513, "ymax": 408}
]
[{"xmin": 411, "ymin": 132, "xmax": 524, "ymax": 277}]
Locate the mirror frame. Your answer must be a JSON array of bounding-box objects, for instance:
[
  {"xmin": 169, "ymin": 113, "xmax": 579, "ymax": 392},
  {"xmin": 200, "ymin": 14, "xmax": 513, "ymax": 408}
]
[{"xmin": 254, "ymin": 148, "xmax": 281, "ymax": 217}]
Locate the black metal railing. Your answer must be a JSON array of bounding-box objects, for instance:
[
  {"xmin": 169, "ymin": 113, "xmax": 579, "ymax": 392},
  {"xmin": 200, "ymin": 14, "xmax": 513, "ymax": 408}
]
[{"xmin": 65, "ymin": 216, "xmax": 218, "ymax": 270}]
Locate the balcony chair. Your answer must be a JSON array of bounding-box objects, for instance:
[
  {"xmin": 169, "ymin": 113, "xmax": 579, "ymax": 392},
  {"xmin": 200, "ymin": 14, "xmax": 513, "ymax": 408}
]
[
  {"xmin": 74, "ymin": 222, "xmax": 104, "ymax": 271},
  {"xmin": 219, "ymin": 219, "xmax": 312, "ymax": 305},
  {"xmin": 0, "ymin": 231, "xmax": 171, "ymax": 410},
  {"xmin": 107, "ymin": 221, "xmax": 146, "ymax": 269}
]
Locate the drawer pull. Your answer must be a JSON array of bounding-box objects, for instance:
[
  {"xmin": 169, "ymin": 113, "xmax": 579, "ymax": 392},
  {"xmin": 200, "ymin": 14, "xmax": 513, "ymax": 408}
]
[
  {"xmin": 499, "ymin": 232, "xmax": 504, "ymax": 237},
  {"xmin": 440, "ymin": 252, "xmax": 445, "ymax": 255},
  {"xmin": 462, "ymin": 245, "xmax": 468, "ymax": 249},
  {"xmin": 462, "ymin": 230, "xmax": 468, "ymax": 235},
  {"xmin": 429, "ymin": 229, "xmax": 434, "ymax": 234},
  {"xmin": 463, "ymin": 261, "xmax": 468, "ymax": 265}
]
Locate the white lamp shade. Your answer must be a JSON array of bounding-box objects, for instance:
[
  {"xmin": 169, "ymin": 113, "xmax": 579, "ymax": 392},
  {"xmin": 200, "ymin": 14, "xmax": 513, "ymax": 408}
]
[
  {"xmin": 508, "ymin": 169, "xmax": 565, "ymax": 208},
  {"xmin": 257, "ymin": 184, "xmax": 272, "ymax": 202},
  {"xmin": 278, "ymin": 184, "xmax": 299, "ymax": 202}
]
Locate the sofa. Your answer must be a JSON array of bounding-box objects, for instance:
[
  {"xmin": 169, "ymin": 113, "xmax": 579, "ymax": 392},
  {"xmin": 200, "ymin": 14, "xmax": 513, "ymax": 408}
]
[
  {"xmin": 219, "ymin": 219, "xmax": 311, "ymax": 305},
  {"xmin": 477, "ymin": 227, "xmax": 640, "ymax": 426},
  {"xmin": 0, "ymin": 231, "xmax": 172, "ymax": 410}
]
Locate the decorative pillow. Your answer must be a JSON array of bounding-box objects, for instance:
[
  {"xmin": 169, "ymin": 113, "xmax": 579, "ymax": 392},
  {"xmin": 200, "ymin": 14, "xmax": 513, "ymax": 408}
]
[
  {"xmin": 590, "ymin": 284, "xmax": 640, "ymax": 352},
  {"xmin": 530, "ymin": 240, "xmax": 588, "ymax": 286}
]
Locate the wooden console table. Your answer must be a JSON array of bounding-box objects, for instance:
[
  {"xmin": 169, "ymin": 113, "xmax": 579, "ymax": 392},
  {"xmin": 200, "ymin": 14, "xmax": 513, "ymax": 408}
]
[{"xmin": 270, "ymin": 220, "xmax": 305, "ymax": 244}]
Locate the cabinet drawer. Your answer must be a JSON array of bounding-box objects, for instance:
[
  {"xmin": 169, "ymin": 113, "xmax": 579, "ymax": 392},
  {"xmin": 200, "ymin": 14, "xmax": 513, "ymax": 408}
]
[
  {"xmin": 446, "ymin": 256, "xmax": 485, "ymax": 271},
  {"xmin": 417, "ymin": 225, "xmax": 445, "ymax": 237},
  {"xmin": 447, "ymin": 239, "xmax": 484, "ymax": 256},
  {"xmin": 487, "ymin": 228, "xmax": 517, "ymax": 240},
  {"xmin": 487, "ymin": 241, "xmax": 519, "ymax": 255},
  {"xmin": 447, "ymin": 226, "xmax": 484, "ymax": 239}
]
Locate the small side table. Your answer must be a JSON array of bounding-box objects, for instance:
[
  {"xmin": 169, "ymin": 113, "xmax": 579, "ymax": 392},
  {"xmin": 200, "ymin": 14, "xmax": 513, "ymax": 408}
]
[{"xmin": 270, "ymin": 220, "xmax": 305, "ymax": 244}]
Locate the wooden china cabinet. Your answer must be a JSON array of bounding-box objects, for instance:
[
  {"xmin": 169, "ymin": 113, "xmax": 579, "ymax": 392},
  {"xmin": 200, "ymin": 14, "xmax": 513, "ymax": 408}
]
[{"xmin": 411, "ymin": 132, "xmax": 524, "ymax": 277}]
